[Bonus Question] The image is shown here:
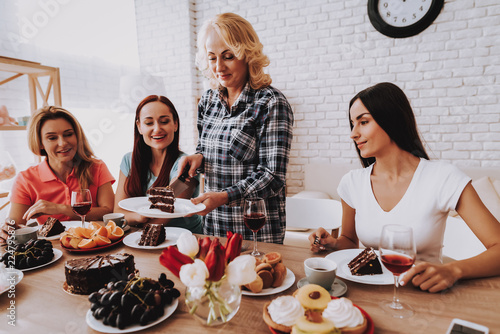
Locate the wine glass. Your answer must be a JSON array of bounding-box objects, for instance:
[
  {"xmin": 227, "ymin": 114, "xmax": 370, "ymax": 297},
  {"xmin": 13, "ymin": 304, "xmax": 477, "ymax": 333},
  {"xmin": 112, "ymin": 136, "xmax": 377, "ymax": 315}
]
[
  {"xmin": 71, "ymin": 189, "xmax": 92, "ymax": 228},
  {"xmin": 243, "ymin": 198, "xmax": 267, "ymax": 258},
  {"xmin": 379, "ymin": 224, "xmax": 416, "ymax": 318}
]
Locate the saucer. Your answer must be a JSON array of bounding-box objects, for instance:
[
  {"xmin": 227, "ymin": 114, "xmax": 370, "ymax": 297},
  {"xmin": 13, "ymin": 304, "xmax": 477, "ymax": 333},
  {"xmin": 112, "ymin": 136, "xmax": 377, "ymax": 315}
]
[{"xmin": 297, "ymin": 277, "xmax": 348, "ymax": 297}]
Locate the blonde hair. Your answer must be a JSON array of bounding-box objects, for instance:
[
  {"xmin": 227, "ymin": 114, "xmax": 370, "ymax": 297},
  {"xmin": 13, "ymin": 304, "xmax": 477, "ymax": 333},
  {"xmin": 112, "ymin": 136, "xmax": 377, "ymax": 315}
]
[
  {"xmin": 28, "ymin": 106, "xmax": 96, "ymax": 189},
  {"xmin": 196, "ymin": 12, "xmax": 272, "ymax": 90}
]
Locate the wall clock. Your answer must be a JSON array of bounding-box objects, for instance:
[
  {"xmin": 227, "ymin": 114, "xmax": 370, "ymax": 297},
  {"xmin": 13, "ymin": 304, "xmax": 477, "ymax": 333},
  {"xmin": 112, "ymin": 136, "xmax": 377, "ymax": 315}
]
[{"xmin": 368, "ymin": 0, "xmax": 444, "ymax": 38}]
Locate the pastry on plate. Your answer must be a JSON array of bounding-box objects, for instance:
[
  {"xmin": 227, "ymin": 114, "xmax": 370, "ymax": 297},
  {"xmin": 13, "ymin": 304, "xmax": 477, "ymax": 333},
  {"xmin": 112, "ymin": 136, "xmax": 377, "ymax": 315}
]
[
  {"xmin": 322, "ymin": 297, "xmax": 367, "ymax": 334},
  {"xmin": 291, "ymin": 313, "xmax": 340, "ymax": 334},
  {"xmin": 263, "ymin": 296, "xmax": 304, "ymax": 333},
  {"xmin": 293, "ymin": 283, "xmax": 331, "ymax": 311}
]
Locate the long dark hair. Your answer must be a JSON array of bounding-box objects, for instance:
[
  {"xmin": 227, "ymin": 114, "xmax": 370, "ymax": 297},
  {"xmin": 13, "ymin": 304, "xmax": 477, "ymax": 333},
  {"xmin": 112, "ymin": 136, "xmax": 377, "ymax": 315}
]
[
  {"xmin": 349, "ymin": 82, "xmax": 429, "ymax": 167},
  {"xmin": 125, "ymin": 95, "xmax": 181, "ymax": 197}
]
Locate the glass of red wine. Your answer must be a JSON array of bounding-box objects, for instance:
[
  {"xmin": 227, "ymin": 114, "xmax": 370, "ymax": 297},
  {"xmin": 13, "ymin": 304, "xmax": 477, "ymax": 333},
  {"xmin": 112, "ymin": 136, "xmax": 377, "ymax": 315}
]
[
  {"xmin": 71, "ymin": 189, "xmax": 92, "ymax": 228},
  {"xmin": 379, "ymin": 224, "xmax": 416, "ymax": 318},
  {"xmin": 243, "ymin": 198, "xmax": 267, "ymax": 258}
]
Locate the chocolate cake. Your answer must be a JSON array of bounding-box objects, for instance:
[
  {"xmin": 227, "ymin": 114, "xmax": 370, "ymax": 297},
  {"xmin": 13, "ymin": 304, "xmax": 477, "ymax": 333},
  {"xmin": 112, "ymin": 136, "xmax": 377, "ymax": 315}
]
[
  {"xmin": 348, "ymin": 247, "xmax": 383, "ymax": 276},
  {"xmin": 38, "ymin": 217, "xmax": 65, "ymax": 237},
  {"xmin": 147, "ymin": 186, "xmax": 175, "ymax": 213},
  {"xmin": 64, "ymin": 253, "xmax": 135, "ymax": 294},
  {"xmin": 138, "ymin": 224, "xmax": 166, "ymax": 246}
]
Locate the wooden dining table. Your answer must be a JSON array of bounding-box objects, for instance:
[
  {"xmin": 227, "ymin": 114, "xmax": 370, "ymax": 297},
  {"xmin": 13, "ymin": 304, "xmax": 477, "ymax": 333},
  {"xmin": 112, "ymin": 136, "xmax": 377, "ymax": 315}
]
[{"xmin": 2, "ymin": 227, "xmax": 500, "ymax": 334}]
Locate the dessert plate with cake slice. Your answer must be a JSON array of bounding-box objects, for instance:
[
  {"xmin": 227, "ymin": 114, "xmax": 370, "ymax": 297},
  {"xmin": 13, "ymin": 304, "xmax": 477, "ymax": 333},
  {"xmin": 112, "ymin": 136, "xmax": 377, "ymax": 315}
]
[
  {"xmin": 86, "ymin": 298, "xmax": 178, "ymax": 333},
  {"xmin": 36, "ymin": 220, "xmax": 81, "ymax": 240},
  {"xmin": 118, "ymin": 197, "xmax": 205, "ymax": 218},
  {"xmin": 242, "ymin": 268, "xmax": 295, "ymax": 296},
  {"xmin": 326, "ymin": 248, "xmax": 393, "ymax": 285},
  {"xmin": 123, "ymin": 227, "xmax": 192, "ymax": 249}
]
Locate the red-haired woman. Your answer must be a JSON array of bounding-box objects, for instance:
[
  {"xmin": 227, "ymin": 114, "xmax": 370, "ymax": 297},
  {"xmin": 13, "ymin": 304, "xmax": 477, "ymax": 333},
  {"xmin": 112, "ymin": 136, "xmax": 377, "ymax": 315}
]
[{"xmin": 114, "ymin": 95, "xmax": 202, "ymax": 233}]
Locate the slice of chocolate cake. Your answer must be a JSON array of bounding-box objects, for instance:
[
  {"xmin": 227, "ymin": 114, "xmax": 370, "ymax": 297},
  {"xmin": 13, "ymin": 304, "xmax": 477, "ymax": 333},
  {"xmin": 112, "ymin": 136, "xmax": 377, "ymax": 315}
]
[
  {"xmin": 38, "ymin": 217, "xmax": 65, "ymax": 237},
  {"xmin": 348, "ymin": 247, "xmax": 383, "ymax": 276},
  {"xmin": 138, "ymin": 224, "xmax": 166, "ymax": 246},
  {"xmin": 65, "ymin": 253, "xmax": 135, "ymax": 294},
  {"xmin": 147, "ymin": 186, "xmax": 175, "ymax": 213}
]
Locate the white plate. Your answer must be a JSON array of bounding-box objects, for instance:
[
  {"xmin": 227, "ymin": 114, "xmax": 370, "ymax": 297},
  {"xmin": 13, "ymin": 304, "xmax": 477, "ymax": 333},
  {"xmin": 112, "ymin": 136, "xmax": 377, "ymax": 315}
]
[
  {"xmin": 242, "ymin": 268, "xmax": 295, "ymax": 296},
  {"xmin": 325, "ymin": 249, "xmax": 393, "ymax": 285},
  {"xmin": 21, "ymin": 248, "xmax": 63, "ymax": 272},
  {"xmin": 0, "ymin": 269, "xmax": 23, "ymax": 295},
  {"xmin": 123, "ymin": 227, "xmax": 192, "ymax": 250},
  {"xmin": 37, "ymin": 221, "xmax": 81, "ymax": 240},
  {"xmin": 86, "ymin": 298, "xmax": 178, "ymax": 333},
  {"xmin": 119, "ymin": 197, "xmax": 205, "ymax": 218}
]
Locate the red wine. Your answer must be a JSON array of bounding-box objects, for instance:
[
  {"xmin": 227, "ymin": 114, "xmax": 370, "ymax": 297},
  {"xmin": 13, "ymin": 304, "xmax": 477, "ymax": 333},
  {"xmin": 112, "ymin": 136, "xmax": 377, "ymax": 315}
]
[
  {"xmin": 244, "ymin": 213, "xmax": 266, "ymax": 232},
  {"xmin": 381, "ymin": 254, "xmax": 414, "ymax": 275},
  {"xmin": 72, "ymin": 202, "xmax": 91, "ymax": 216}
]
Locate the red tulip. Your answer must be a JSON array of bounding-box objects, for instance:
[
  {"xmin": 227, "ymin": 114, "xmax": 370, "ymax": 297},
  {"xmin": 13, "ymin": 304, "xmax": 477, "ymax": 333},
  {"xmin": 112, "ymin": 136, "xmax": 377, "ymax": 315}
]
[
  {"xmin": 198, "ymin": 236, "xmax": 212, "ymax": 261},
  {"xmin": 225, "ymin": 231, "xmax": 242, "ymax": 263},
  {"xmin": 159, "ymin": 245, "xmax": 194, "ymax": 278},
  {"xmin": 204, "ymin": 238, "xmax": 226, "ymax": 281}
]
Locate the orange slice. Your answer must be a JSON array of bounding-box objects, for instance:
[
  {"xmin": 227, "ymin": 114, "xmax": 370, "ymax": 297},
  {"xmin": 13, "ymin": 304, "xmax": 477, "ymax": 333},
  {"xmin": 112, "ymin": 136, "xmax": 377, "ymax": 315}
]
[
  {"xmin": 93, "ymin": 235, "xmax": 112, "ymax": 246},
  {"xmin": 78, "ymin": 238, "xmax": 96, "ymax": 249},
  {"xmin": 74, "ymin": 227, "xmax": 92, "ymax": 239},
  {"xmin": 105, "ymin": 221, "xmax": 117, "ymax": 230},
  {"xmin": 108, "ymin": 226, "xmax": 124, "ymax": 241},
  {"xmin": 92, "ymin": 226, "xmax": 108, "ymax": 238},
  {"xmin": 89, "ymin": 221, "xmax": 102, "ymax": 231}
]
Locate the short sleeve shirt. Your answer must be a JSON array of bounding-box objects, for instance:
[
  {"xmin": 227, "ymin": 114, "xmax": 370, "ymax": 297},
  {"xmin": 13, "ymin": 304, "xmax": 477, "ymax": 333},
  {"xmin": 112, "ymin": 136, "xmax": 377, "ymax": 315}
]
[
  {"xmin": 337, "ymin": 158, "xmax": 471, "ymax": 263},
  {"xmin": 10, "ymin": 159, "xmax": 115, "ymax": 224}
]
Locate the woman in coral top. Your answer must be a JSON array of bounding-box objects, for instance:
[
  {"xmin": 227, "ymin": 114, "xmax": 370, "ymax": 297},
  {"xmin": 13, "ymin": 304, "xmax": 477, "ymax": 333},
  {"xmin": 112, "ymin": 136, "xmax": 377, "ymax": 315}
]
[{"xmin": 0, "ymin": 106, "xmax": 115, "ymax": 243}]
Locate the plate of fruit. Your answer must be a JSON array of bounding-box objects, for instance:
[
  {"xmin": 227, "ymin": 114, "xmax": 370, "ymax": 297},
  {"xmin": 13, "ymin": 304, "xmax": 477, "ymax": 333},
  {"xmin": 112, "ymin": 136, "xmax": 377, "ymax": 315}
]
[
  {"xmin": 86, "ymin": 272, "xmax": 180, "ymax": 333},
  {"xmin": 60, "ymin": 221, "xmax": 125, "ymax": 252},
  {"xmin": 1, "ymin": 239, "xmax": 62, "ymax": 271}
]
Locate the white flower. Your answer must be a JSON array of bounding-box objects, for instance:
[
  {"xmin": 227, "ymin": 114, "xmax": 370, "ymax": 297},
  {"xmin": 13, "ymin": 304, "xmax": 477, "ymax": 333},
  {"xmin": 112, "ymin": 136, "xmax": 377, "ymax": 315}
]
[
  {"xmin": 179, "ymin": 259, "xmax": 209, "ymax": 287},
  {"xmin": 226, "ymin": 254, "xmax": 257, "ymax": 286},
  {"xmin": 177, "ymin": 232, "xmax": 199, "ymax": 258}
]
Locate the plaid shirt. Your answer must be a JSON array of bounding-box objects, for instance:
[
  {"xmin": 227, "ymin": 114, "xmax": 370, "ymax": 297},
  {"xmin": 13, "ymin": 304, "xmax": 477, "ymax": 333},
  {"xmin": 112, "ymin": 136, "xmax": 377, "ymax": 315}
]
[{"xmin": 196, "ymin": 83, "xmax": 294, "ymax": 244}]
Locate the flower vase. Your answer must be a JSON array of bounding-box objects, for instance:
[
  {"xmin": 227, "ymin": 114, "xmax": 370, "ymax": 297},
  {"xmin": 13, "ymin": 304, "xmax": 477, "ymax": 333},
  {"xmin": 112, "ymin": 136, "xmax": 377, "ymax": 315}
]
[{"xmin": 185, "ymin": 278, "xmax": 241, "ymax": 326}]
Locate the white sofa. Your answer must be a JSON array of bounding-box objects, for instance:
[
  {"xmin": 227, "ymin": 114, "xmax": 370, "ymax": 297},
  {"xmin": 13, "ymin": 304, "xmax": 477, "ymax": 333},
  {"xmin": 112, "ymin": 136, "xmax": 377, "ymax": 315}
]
[{"xmin": 285, "ymin": 162, "xmax": 500, "ymax": 261}]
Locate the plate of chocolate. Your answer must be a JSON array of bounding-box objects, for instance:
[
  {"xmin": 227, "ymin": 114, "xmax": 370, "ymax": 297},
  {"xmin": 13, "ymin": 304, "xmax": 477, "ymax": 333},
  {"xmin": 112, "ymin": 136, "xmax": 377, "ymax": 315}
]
[
  {"xmin": 325, "ymin": 248, "xmax": 393, "ymax": 285},
  {"xmin": 123, "ymin": 227, "xmax": 192, "ymax": 250},
  {"xmin": 118, "ymin": 196, "xmax": 205, "ymax": 219}
]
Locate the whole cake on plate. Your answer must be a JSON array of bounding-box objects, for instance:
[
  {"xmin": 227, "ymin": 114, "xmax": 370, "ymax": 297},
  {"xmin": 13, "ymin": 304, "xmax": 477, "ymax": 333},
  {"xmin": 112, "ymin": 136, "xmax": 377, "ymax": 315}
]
[
  {"xmin": 38, "ymin": 217, "xmax": 65, "ymax": 237},
  {"xmin": 347, "ymin": 247, "xmax": 383, "ymax": 276},
  {"xmin": 64, "ymin": 253, "xmax": 135, "ymax": 294},
  {"xmin": 147, "ymin": 186, "xmax": 175, "ymax": 213},
  {"xmin": 138, "ymin": 224, "xmax": 166, "ymax": 246}
]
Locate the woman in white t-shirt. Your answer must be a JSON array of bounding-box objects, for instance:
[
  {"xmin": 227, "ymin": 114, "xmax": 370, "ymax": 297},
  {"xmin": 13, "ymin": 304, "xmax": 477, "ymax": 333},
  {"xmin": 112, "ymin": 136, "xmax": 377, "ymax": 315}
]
[{"xmin": 309, "ymin": 82, "xmax": 500, "ymax": 293}]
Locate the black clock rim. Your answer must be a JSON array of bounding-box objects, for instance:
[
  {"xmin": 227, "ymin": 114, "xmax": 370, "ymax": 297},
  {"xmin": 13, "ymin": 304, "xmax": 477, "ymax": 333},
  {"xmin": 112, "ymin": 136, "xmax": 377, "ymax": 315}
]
[{"xmin": 368, "ymin": 0, "xmax": 444, "ymax": 38}]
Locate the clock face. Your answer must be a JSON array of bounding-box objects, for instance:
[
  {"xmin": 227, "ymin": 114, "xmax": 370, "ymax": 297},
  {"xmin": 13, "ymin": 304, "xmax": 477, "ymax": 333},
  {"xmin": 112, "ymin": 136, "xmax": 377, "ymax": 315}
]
[
  {"xmin": 368, "ymin": 0, "xmax": 444, "ymax": 38},
  {"xmin": 378, "ymin": 0, "xmax": 433, "ymax": 28}
]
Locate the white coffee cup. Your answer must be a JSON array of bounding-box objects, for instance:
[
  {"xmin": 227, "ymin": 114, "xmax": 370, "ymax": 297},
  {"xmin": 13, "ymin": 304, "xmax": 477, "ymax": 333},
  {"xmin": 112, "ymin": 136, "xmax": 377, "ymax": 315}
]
[
  {"xmin": 304, "ymin": 257, "xmax": 337, "ymax": 290},
  {"xmin": 103, "ymin": 213, "xmax": 127, "ymax": 228},
  {"xmin": 14, "ymin": 226, "xmax": 38, "ymax": 244}
]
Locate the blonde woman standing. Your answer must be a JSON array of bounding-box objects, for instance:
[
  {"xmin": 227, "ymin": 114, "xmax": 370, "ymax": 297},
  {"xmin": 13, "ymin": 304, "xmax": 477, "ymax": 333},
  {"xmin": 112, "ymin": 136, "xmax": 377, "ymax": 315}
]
[{"xmin": 179, "ymin": 13, "xmax": 294, "ymax": 244}]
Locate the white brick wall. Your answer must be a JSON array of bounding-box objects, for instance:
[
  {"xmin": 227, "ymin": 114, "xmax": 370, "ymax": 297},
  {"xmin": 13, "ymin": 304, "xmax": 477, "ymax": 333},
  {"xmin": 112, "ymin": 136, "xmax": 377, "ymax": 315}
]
[
  {"xmin": 185, "ymin": 0, "xmax": 500, "ymax": 195},
  {"xmin": 1, "ymin": 0, "xmax": 499, "ymax": 197}
]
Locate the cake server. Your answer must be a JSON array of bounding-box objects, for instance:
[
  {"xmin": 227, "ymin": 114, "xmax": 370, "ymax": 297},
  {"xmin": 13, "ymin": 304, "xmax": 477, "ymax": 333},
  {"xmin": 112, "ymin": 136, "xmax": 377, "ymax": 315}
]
[{"xmin": 169, "ymin": 169, "xmax": 201, "ymax": 197}]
